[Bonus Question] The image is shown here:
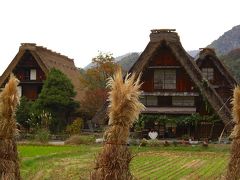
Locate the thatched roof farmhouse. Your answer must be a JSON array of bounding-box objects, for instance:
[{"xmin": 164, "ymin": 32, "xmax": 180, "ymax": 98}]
[
  {"xmin": 0, "ymin": 43, "xmax": 82, "ymax": 101},
  {"xmin": 93, "ymin": 29, "xmax": 236, "ymax": 138}
]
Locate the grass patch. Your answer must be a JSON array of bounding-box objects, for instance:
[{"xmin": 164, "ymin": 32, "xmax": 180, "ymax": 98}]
[
  {"xmin": 18, "ymin": 144, "xmax": 230, "ymax": 179},
  {"xmin": 19, "ymin": 144, "xmax": 100, "ymax": 179},
  {"xmin": 130, "ymin": 146, "xmax": 228, "ymax": 179},
  {"xmin": 131, "ymin": 143, "xmax": 230, "ymax": 153},
  {"xmin": 18, "ymin": 144, "xmax": 88, "ymax": 157}
]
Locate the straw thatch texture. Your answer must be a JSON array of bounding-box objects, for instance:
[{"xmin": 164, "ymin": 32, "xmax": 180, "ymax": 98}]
[
  {"xmin": 0, "ymin": 43, "xmax": 83, "ymax": 102},
  {"xmin": 226, "ymin": 86, "xmax": 240, "ymax": 179},
  {"xmin": 90, "ymin": 68, "xmax": 145, "ymax": 180},
  {"xmin": 0, "ymin": 74, "xmax": 20, "ymax": 180}
]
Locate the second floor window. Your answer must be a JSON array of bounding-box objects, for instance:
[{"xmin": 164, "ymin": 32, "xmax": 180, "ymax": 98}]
[
  {"xmin": 24, "ymin": 69, "xmax": 37, "ymax": 80},
  {"xmin": 202, "ymin": 68, "xmax": 214, "ymax": 81},
  {"xmin": 30, "ymin": 69, "xmax": 37, "ymax": 80},
  {"xmin": 154, "ymin": 69, "xmax": 176, "ymax": 89},
  {"xmin": 140, "ymin": 95, "xmax": 158, "ymax": 106}
]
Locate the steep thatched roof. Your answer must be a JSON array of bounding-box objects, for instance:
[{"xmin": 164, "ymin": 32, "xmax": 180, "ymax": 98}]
[
  {"xmin": 196, "ymin": 48, "xmax": 237, "ymax": 87},
  {"xmin": 0, "ymin": 43, "xmax": 82, "ymax": 101},
  {"xmin": 93, "ymin": 29, "xmax": 234, "ymax": 131}
]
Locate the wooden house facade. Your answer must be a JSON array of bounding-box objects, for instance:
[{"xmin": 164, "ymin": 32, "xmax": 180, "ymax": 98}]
[
  {"xmin": 93, "ymin": 29, "xmax": 236, "ymax": 140},
  {"xmin": 0, "ymin": 43, "xmax": 82, "ymax": 102}
]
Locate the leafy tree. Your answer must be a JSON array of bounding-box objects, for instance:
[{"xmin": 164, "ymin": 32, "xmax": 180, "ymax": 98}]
[
  {"xmin": 80, "ymin": 52, "xmax": 118, "ymax": 89},
  {"xmin": 16, "ymin": 96, "xmax": 32, "ymax": 131},
  {"xmin": 35, "ymin": 68, "xmax": 79, "ymax": 133},
  {"xmin": 80, "ymin": 89, "xmax": 108, "ymax": 119},
  {"xmin": 79, "ymin": 52, "xmax": 118, "ymax": 119}
]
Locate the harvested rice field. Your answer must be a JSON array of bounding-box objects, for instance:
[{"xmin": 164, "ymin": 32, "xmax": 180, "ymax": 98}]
[{"xmin": 18, "ymin": 144, "xmax": 229, "ymax": 179}]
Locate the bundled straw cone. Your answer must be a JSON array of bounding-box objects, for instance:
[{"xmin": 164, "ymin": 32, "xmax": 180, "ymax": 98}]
[
  {"xmin": 91, "ymin": 68, "xmax": 145, "ymax": 180},
  {"xmin": 0, "ymin": 75, "xmax": 20, "ymax": 180},
  {"xmin": 226, "ymin": 86, "xmax": 240, "ymax": 179}
]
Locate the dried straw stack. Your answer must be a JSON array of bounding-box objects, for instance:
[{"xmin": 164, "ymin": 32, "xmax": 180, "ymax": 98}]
[
  {"xmin": 0, "ymin": 75, "xmax": 20, "ymax": 180},
  {"xmin": 226, "ymin": 86, "xmax": 240, "ymax": 179},
  {"xmin": 90, "ymin": 68, "xmax": 145, "ymax": 180}
]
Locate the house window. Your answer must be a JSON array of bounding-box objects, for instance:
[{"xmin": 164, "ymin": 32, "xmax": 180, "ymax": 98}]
[
  {"xmin": 154, "ymin": 69, "xmax": 176, "ymax": 89},
  {"xmin": 140, "ymin": 95, "xmax": 158, "ymax": 106},
  {"xmin": 172, "ymin": 96, "xmax": 195, "ymax": 106},
  {"xmin": 146, "ymin": 96, "xmax": 158, "ymax": 106},
  {"xmin": 202, "ymin": 68, "xmax": 214, "ymax": 81},
  {"xmin": 30, "ymin": 69, "xmax": 37, "ymax": 80}
]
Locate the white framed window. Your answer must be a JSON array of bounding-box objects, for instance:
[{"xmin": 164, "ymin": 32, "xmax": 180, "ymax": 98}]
[
  {"xmin": 17, "ymin": 86, "xmax": 22, "ymax": 97},
  {"xmin": 30, "ymin": 69, "xmax": 37, "ymax": 80},
  {"xmin": 172, "ymin": 96, "xmax": 194, "ymax": 107},
  {"xmin": 140, "ymin": 96, "xmax": 158, "ymax": 106},
  {"xmin": 154, "ymin": 69, "xmax": 176, "ymax": 89},
  {"xmin": 146, "ymin": 96, "xmax": 158, "ymax": 106},
  {"xmin": 202, "ymin": 68, "xmax": 214, "ymax": 81}
]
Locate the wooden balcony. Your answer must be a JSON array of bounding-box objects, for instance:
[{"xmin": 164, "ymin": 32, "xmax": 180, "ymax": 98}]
[
  {"xmin": 148, "ymin": 66, "xmax": 181, "ymax": 69},
  {"xmin": 19, "ymin": 80, "xmax": 43, "ymax": 84},
  {"xmin": 142, "ymin": 107, "xmax": 196, "ymax": 115},
  {"xmin": 141, "ymin": 91, "xmax": 199, "ymax": 96}
]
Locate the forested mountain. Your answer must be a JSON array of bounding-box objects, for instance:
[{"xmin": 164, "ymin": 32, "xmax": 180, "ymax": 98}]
[
  {"xmin": 207, "ymin": 24, "xmax": 240, "ymax": 82},
  {"xmin": 117, "ymin": 52, "xmax": 140, "ymax": 72},
  {"xmin": 208, "ymin": 25, "xmax": 240, "ymax": 55},
  {"xmin": 220, "ymin": 48, "xmax": 240, "ymax": 82}
]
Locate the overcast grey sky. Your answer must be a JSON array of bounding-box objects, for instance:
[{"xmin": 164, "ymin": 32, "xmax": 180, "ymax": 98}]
[{"xmin": 0, "ymin": 0, "xmax": 239, "ymax": 74}]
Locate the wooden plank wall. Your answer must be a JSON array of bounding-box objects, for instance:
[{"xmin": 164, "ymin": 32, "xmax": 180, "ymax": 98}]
[{"xmin": 141, "ymin": 46, "xmax": 196, "ymax": 92}]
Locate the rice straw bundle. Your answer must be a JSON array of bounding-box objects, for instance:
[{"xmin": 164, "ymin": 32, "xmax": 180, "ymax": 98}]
[
  {"xmin": 226, "ymin": 86, "xmax": 240, "ymax": 179},
  {"xmin": 0, "ymin": 75, "xmax": 20, "ymax": 180},
  {"xmin": 90, "ymin": 68, "xmax": 145, "ymax": 180}
]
